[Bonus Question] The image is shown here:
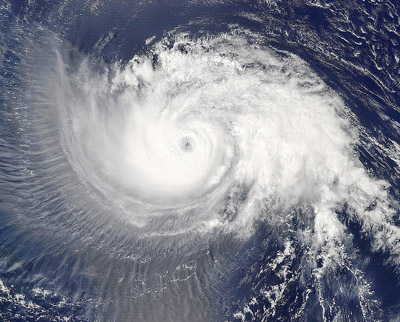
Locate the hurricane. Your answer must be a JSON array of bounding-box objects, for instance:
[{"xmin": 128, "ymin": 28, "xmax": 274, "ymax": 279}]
[{"xmin": 1, "ymin": 0, "xmax": 400, "ymax": 321}]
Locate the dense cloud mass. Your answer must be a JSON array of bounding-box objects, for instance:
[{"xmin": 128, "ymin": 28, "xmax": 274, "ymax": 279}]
[
  {"xmin": 51, "ymin": 32, "xmax": 396, "ymax": 243},
  {"xmin": 0, "ymin": 1, "xmax": 400, "ymax": 321}
]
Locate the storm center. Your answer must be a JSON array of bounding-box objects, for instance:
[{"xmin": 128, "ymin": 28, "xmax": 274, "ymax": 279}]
[{"xmin": 180, "ymin": 136, "xmax": 194, "ymax": 152}]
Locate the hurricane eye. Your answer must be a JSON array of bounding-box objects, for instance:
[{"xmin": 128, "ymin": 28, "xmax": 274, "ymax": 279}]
[{"xmin": 180, "ymin": 137, "xmax": 194, "ymax": 152}]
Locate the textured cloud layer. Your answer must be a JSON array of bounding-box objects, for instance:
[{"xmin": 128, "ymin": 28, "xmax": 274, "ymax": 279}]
[{"xmin": 41, "ymin": 32, "xmax": 395, "ymax": 251}]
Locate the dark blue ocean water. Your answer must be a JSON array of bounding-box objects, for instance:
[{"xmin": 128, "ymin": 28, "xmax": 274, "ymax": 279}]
[{"xmin": 1, "ymin": 0, "xmax": 400, "ymax": 321}]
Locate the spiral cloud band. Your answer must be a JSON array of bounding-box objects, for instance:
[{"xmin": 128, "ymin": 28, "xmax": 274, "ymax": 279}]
[
  {"xmin": 2, "ymin": 0, "xmax": 400, "ymax": 317},
  {"xmin": 1, "ymin": 23, "xmax": 399, "ymax": 320},
  {"xmin": 36, "ymin": 32, "xmax": 394, "ymax": 248}
]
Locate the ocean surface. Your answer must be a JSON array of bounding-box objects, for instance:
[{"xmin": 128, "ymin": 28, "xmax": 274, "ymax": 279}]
[{"xmin": 0, "ymin": 0, "xmax": 400, "ymax": 321}]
